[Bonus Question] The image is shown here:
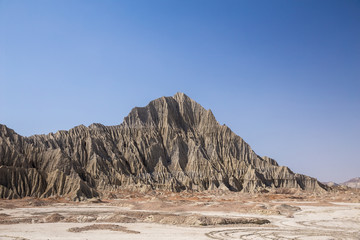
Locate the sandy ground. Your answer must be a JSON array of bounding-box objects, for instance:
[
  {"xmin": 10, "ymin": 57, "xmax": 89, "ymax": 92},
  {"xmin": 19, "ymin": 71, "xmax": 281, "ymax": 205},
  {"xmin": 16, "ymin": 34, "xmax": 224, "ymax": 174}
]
[{"xmin": 0, "ymin": 190, "xmax": 359, "ymax": 240}]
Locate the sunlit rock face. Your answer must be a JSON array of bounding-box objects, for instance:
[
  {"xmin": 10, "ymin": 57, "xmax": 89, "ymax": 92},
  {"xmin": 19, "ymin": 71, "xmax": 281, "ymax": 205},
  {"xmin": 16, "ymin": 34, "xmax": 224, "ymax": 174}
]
[{"xmin": 0, "ymin": 92, "xmax": 326, "ymax": 199}]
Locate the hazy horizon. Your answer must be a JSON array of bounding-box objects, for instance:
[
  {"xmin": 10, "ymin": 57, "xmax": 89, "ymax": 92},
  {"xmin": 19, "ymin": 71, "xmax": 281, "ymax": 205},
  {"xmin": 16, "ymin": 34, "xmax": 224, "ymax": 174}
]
[{"xmin": 1, "ymin": 0, "xmax": 359, "ymax": 183}]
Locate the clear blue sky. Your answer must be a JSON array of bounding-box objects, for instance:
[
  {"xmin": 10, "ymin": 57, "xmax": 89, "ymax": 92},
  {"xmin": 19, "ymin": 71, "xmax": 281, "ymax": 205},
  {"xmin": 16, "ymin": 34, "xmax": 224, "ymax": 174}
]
[{"xmin": 0, "ymin": 0, "xmax": 359, "ymax": 183}]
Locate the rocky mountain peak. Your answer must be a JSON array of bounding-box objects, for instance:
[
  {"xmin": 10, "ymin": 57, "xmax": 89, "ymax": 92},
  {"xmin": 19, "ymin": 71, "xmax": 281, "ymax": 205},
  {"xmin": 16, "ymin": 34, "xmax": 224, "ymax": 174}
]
[
  {"xmin": 124, "ymin": 93, "xmax": 217, "ymax": 131},
  {"xmin": 0, "ymin": 93, "xmax": 326, "ymax": 200}
]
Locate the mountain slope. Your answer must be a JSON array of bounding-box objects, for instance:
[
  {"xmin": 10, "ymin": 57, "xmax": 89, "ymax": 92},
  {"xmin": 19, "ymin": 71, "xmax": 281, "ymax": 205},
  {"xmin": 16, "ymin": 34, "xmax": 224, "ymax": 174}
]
[
  {"xmin": 0, "ymin": 92, "xmax": 326, "ymax": 199},
  {"xmin": 342, "ymin": 177, "xmax": 360, "ymax": 189}
]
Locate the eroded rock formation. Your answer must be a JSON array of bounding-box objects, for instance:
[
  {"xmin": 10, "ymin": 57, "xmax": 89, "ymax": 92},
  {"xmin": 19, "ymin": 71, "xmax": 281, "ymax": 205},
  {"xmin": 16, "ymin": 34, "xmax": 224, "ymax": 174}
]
[
  {"xmin": 0, "ymin": 92, "xmax": 326, "ymax": 199},
  {"xmin": 342, "ymin": 177, "xmax": 360, "ymax": 189}
]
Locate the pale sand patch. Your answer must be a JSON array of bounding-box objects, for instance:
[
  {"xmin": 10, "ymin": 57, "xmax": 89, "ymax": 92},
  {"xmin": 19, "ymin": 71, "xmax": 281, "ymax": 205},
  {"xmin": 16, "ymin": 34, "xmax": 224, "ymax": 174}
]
[
  {"xmin": 0, "ymin": 192, "xmax": 360, "ymax": 240},
  {"xmin": 0, "ymin": 222, "xmax": 212, "ymax": 240}
]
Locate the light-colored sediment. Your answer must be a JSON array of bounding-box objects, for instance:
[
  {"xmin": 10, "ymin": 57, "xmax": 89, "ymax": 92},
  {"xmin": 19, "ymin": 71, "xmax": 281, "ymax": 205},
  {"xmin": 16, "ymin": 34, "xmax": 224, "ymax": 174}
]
[{"xmin": 0, "ymin": 191, "xmax": 359, "ymax": 239}]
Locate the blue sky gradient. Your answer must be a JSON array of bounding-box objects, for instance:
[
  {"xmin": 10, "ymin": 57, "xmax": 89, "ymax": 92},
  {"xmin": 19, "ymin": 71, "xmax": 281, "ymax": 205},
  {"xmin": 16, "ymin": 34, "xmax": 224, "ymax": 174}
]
[{"xmin": 0, "ymin": 0, "xmax": 359, "ymax": 183}]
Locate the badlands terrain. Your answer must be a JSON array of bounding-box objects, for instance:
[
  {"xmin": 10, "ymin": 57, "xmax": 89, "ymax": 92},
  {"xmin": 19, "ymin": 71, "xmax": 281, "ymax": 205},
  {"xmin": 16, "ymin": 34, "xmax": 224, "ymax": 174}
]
[
  {"xmin": 0, "ymin": 188, "xmax": 359, "ymax": 240},
  {"xmin": 0, "ymin": 93, "xmax": 326, "ymax": 200},
  {"xmin": 1, "ymin": 93, "xmax": 359, "ymax": 239}
]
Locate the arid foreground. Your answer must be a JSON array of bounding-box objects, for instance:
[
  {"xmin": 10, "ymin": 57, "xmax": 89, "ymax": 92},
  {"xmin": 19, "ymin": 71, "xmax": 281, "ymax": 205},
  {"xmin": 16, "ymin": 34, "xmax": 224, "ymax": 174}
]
[{"xmin": 0, "ymin": 189, "xmax": 359, "ymax": 240}]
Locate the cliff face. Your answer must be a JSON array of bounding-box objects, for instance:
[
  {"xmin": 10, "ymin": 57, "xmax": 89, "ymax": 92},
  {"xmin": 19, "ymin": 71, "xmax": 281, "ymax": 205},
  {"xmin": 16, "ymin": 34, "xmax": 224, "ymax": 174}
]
[{"xmin": 0, "ymin": 93, "xmax": 326, "ymax": 199}]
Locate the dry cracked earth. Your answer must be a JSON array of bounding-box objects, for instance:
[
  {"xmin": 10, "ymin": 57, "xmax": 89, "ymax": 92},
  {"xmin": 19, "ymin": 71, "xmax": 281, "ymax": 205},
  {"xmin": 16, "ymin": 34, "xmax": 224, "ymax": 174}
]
[{"xmin": 0, "ymin": 189, "xmax": 359, "ymax": 240}]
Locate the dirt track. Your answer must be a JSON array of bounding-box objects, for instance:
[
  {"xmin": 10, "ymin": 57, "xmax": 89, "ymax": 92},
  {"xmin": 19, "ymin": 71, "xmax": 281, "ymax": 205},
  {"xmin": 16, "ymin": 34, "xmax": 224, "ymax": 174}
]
[{"xmin": 206, "ymin": 203, "xmax": 360, "ymax": 239}]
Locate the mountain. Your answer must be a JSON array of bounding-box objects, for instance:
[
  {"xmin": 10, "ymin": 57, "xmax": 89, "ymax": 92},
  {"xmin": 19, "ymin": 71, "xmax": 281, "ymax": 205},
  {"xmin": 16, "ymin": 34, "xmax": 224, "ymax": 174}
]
[
  {"xmin": 322, "ymin": 181, "xmax": 339, "ymax": 187},
  {"xmin": 0, "ymin": 92, "xmax": 326, "ymax": 200},
  {"xmin": 341, "ymin": 177, "xmax": 360, "ymax": 189}
]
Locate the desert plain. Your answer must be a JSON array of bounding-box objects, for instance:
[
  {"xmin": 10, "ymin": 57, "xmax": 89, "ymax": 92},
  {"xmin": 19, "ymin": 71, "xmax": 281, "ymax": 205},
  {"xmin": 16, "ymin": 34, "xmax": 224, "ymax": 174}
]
[{"xmin": 0, "ymin": 188, "xmax": 359, "ymax": 240}]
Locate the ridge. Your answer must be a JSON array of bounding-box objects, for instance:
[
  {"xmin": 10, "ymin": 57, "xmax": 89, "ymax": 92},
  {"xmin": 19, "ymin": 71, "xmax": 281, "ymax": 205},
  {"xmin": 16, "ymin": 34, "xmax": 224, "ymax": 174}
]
[{"xmin": 0, "ymin": 93, "xmax": 327, "ymax": 200}]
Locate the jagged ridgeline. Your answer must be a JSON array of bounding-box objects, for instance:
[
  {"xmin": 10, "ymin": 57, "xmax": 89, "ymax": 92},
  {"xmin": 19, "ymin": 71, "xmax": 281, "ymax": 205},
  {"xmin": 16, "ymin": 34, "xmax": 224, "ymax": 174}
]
[{"xmin": 0, "ymin": 92, "xmax": 326, "ymax": 199}]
